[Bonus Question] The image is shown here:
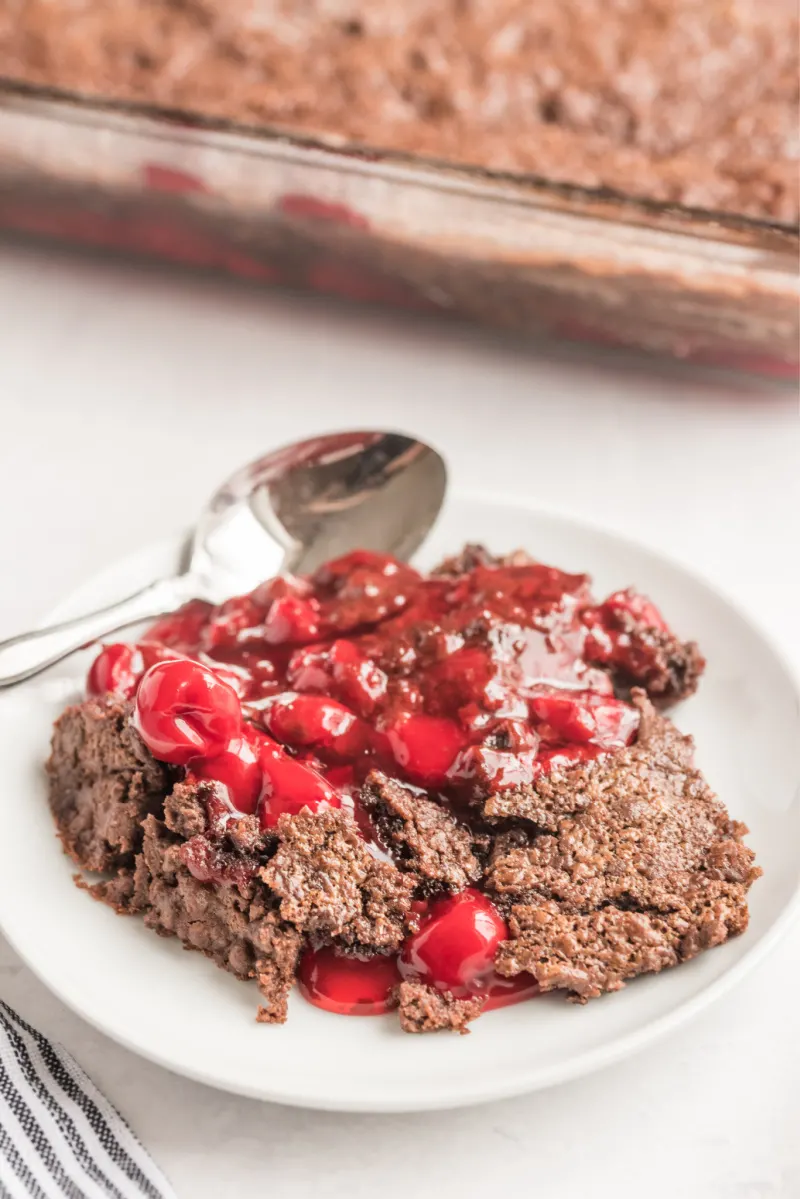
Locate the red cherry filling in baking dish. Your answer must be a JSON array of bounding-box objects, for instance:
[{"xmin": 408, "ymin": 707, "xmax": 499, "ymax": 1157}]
[{"xmin": 49, "ymin": 545, "xmax": 760, "ymax": 1034}]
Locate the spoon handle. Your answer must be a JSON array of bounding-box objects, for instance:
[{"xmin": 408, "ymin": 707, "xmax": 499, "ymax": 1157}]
[{"xmin": 0, "ymin": 576, "xmax": 192, "ymax": 687}]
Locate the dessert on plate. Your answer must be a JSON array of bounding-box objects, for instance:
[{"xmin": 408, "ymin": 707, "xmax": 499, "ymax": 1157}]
[{"xmin": 47, "ymin": 546, "xmax": 760, "ymax": 1033}]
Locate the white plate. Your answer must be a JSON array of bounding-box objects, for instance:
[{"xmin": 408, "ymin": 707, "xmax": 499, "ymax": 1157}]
[{"xmin": 1, "ymin": 494, "xmax": 798, "ymax": 1112}]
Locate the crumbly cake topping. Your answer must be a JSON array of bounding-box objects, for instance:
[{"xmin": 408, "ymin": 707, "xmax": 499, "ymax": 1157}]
[
  {"xmin": 0, "ymin": 0, "xmax": 797, "ymax": 220},
  {"xmin": 395, "ymin": 982, "xmax": 484, "ymax": 1035},
  {"xmin": 496, "ymin": 882, "xmax": 751, "ymax": 1002},
  {"xmin": 487, "ymin": 692, "xmax": 760, "ymax": 1000},
  {"xmin": 47, "ymin": 695, "xmax": 170, "ymax": 874},
  {"xmin": 361, "ymin": 770, "xmax": 482, "ymax": 893},
  {"xmin": 261, "ymin": 808, "xmax": 416, "ymax": 950}
]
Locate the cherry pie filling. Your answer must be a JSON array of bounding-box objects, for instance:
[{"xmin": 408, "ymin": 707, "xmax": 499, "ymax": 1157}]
[{"xmin": 87, "ymin": 550, "xmax": 666, "ymax": 1018}]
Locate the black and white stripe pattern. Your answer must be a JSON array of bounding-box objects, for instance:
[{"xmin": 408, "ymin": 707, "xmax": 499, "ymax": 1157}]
[{"xmin": 0, "ymin": 1003, "xmax": 174, "ymax": 1199}]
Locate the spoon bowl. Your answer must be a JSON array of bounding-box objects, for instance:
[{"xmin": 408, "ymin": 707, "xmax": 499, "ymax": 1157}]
[{"xmin": 0, "ymin": 430, "xmax": 446, "ymax": 686}]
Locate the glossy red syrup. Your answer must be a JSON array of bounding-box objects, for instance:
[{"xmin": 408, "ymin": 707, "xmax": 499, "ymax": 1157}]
[
  {"xmin": 256, "ymin": 739, "xmax": 342, "ymax": 830},
  {"xmin": 187, "ymin": 724, "xmax": 265, "ymax": 815},
  {"xmin": 112, "ymin": 550, "xmax": 649, "ymax": 779},
  {"xmin": 299, "ymin": 894, "xmax": 538, "ymax": 1017},
  {"xmin": 88, "ymin": 549, "xmax": 665, "ymax": 1020},
  {"xmin": 482, "ymin": 973, "xmax": 541, "ymax": 1011},
  {"xmin": 178, "ymin": 834, "xmax": 259, "ymax": 891},
  {"xmin": 298, "ymin": 948, "xmax": 401, "ymax": 1016}
]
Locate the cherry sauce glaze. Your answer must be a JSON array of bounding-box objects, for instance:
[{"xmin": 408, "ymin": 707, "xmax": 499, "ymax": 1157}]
[{"xmin": 87, "ymin": 550, "xmax": 657, "ymax": 1018}]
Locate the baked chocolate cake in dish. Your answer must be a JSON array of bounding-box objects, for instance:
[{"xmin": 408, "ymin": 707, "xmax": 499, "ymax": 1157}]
[
  {"xmin": 0, "ymin": 0, "xmax": 797, "ymax": 222},
  {"xmin": 47, "ymin": 547, "xmax": 760, "ymax": 1034}
]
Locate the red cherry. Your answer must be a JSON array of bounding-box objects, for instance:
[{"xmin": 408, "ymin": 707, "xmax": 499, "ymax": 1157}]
[
  {"xmin": 581, "ymin": 590, "xmax": 670, "ymax": 664},
  {"xmin": 287, "ymin": 639, "xmax": 388, "ymax": 717},
  {"xmin": 285, "ymin": 644, "xmax": 330, "ymax": 693},
  {"xmin": 86, "ymin": 641, "xmax": 186, "ymax": 698},
  {"xmin": 329, "ymin": 641, "xmax": 388, "ymax": 712},
  {"xmin": 384, "ymin": 713, "xmax": 469, "ymax": 787},
  {"xmin": 133, "ymin": 659, "xmax": 243, "ymax": 765},
  {"xmin": 399, "ymin": 890, "xmax": 508, "ymax": 999},
  {"xmin": 250, "ymin": 573, "xmax": 313, "ymax": 607},
  {"xmin": 298, "ymin": 947, "xmax": 400, "ymax": 1016},
  {"xmin": 201, "ymin": 596, "xmax": 266, "ymax": 650},
  {"xmin": 87, "ymin": 643, "xmax": 142, "ymax": 698},
  {"xmin": 261, "ymin": 693, "xmax": 372, "ymax": 762},
  {"xmin": 256, "ymin": 740, "xmax": 341, "ymax": 829},
  {"xmin": 529, "ymin": 690, "xmax": 639, "ymax": 749},
  {"xmin": 262, "ymin": 595, "xmax": 322, "ymax": 645},
  {"xmin": 144, "ymin": 600, "xmax": 213, "ymax": 651},
  {"xmin": 314, "ymin": 552, "xmax": 422, "ymax": 631},
  {"xmin": 422, "ymin": 647, "xmax": 498, "ymax": 714},
  {"xmin": 188, "ymin": 724, "xmax": 267, "ymax": 814}
]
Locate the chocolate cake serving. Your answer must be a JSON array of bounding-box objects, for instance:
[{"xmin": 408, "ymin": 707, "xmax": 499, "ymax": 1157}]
[
  {"xmin": 1, "ymin": 0, "xmax": 797, "ymax": 223},
  {"xmin": 47, "ymin": 546, "xmax": 759, "ymax": 1033}
]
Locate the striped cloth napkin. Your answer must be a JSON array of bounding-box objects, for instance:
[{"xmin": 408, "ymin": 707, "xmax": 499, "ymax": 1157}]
[{"xmin": 0, "ymin": 1003, "xmax": 174, "ymax": 1199}]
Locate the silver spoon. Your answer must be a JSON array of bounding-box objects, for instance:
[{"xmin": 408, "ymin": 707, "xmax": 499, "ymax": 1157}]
[{"xmin": 0, "ymin": 430, "xmax": 447, "ymax": 687}]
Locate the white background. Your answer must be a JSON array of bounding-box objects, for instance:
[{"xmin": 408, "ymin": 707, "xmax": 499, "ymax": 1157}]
[{"xmin": 0, "ymin": 239, "xmax": 798, "ymax": 1198}]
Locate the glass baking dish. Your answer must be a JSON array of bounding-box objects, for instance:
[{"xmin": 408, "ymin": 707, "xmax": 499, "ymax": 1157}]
[{"xmin": 0, "ymin": 80, "xmax": 797, "ymax": 380}]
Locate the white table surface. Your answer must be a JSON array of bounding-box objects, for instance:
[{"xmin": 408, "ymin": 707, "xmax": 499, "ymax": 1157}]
[{"xmin": 0, "ymin": 239, "xmax": 798, "ymax": 1199}]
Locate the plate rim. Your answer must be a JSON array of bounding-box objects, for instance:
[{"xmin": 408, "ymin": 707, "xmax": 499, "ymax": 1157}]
[{"xmin": 2, "ymin": 492, "xmax": 799, "ymax": 1112}]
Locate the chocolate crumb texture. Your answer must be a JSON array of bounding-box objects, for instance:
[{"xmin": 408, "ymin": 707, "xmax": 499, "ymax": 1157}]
[
  {"xmin": 486, "ymin": 693, "xmax": 758, "ymax": 913},
  {"xmin": 163, "ymin": 778, "xmax": 208, "ymax": 840},
  {"xmin": 483, "ymin": 689, "xmax": 693, "ymax": 828},
  {"xmin": 47, "ymin": 697, "xmax": 170, "ymax": 873},
  {"xmin": 361, "ymin": 770, "xmax": 482, "ymax": 893},
  {"xmin": 261, "ymin": 808, "xmax": 417, "ymax": 952},
  {"xmin": 137, "ymin": 815, "xmax": 302, "ymax": 1022},
  {"xmin": 395, "ymin": 982, "xmax": 484, "ymax": 1034},
  {"xmin": 488, "ymin": 694, "xmax": 760, "ymax": 1000},
  {"xmin": 495, "ymin": 882, "xmax": 750, "ymax": 1002}
]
